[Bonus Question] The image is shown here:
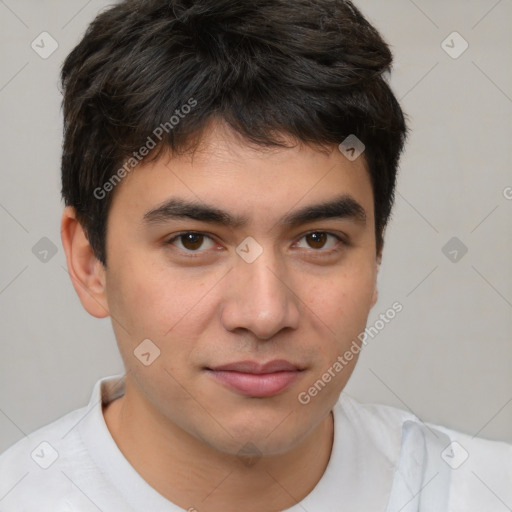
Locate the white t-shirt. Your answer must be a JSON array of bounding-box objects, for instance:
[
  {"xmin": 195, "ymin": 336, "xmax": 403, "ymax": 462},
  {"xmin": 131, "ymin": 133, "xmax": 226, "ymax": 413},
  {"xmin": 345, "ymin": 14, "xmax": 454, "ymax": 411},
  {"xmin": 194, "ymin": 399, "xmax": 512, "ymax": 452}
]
[{"xmin": 0, "ymin": 374, "xmax": 511, "ymax": 511}]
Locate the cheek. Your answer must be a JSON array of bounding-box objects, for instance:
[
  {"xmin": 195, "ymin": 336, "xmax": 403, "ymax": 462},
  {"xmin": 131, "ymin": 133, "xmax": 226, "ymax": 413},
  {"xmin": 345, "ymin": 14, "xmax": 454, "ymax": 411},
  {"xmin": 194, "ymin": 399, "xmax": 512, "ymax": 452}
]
[
  {"xmin": 104, "ymin": 256, "xmax": 224, "ymax": 379},
  {"xmin": 106, "ymin": 256, "xmax": 206, "ymax": 336},
  {"xmin": 302, "ymin": 265, "xmax": 376, "ymax": 339},
  {"xmin": 106, "ymin": 269, "xmax": 164, "ymax": 335}
]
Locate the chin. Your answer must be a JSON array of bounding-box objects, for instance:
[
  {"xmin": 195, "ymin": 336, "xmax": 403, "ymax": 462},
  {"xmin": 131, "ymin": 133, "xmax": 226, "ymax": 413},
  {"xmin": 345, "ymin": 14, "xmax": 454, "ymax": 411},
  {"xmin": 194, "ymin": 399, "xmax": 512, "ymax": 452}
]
[
  {"xmin": 205, "ymin": 410, "xmax": 317, "ymax": 458},
  {"xmin": 205, "ymin": 430, "xmax": 305, "ymax": 460}
]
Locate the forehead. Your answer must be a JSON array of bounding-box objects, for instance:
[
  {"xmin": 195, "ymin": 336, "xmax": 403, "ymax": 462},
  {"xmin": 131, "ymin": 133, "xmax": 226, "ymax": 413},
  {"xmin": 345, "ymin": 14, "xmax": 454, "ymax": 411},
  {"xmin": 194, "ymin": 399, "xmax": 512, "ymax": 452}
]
[{"xmin": 108, "ymin": 121, "xmax": 374, "ymax": 226}]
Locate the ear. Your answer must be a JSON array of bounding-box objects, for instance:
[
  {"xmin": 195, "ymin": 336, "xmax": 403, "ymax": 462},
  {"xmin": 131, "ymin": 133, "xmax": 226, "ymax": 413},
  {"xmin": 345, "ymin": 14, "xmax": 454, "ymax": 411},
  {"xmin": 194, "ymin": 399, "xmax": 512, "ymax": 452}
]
[
  {"xmin": 370, "ymin": 246, "xmax": 383, "ymax": 309},
  {"xmin": 60, "ymin": 206, "xmax": 109, "ymax": 318}
]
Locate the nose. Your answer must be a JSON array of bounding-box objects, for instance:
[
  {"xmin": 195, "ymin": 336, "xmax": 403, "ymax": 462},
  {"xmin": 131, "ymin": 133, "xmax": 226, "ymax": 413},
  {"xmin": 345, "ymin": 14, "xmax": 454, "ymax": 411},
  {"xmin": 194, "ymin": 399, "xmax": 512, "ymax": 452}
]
[{"xmin": 220, "ymin": 247, "xmax": 301, "ymax": 340}]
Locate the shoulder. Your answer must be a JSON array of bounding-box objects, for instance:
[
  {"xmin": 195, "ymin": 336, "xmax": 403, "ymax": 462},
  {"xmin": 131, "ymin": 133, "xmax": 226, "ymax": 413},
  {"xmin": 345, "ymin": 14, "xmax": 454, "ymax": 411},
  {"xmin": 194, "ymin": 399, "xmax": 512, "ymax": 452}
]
[
  {"xmin": 432, "ymin": 423, "xmax": 512, "ymax": 511},
  {"xmin": 337, "ymin": 393, "xmax": 512, "ymax": 511},
  {"xmin": 0, "ymin": 405, "xmax": 93, "ymax": 510},
  {"xmin": 0, "ymin": 403, "xmax": 89, "ymax": 470},
  {"xmin": 334, "ymin": 392, "xmax": 419, "ymax": 461},
  {"xmin": 0, "ymin": 375, "xmax": 128, "ymax": 511}
]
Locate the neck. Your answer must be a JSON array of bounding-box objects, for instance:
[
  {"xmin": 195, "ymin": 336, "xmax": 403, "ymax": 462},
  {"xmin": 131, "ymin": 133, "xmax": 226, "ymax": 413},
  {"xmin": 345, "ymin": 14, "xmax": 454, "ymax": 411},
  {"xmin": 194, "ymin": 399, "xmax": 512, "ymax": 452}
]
[{"xmin": 103, "ymin": 378, "xmax": 334, "ymax": 512}]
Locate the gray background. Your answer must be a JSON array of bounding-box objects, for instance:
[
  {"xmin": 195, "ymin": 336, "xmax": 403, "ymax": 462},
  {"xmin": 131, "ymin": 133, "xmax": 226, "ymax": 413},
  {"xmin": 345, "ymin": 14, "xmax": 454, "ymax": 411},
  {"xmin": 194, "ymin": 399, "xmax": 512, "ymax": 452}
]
[{"xmin": 0, "ymin": 0, "xmax": 511, "ymax": 454}]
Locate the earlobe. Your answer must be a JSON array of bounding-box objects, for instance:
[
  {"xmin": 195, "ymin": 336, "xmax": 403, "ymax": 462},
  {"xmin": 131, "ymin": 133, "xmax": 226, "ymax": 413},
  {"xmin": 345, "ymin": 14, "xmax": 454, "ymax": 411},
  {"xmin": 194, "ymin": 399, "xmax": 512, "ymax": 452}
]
[
  {"xmin": 370, "ymin": 257, "xmax": 381, "ymax": 308},
  {"xmin": 370, "ymin": 286, "xmax": 378, "ymax": 308},
  {"xmin": 60, "ymin": 206, "xmax": 110, "ymax": 318}
]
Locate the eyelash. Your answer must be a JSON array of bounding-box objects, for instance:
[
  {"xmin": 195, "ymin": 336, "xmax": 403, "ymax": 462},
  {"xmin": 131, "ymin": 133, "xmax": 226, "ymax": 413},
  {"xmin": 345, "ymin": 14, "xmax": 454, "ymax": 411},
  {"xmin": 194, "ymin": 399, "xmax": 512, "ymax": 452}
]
[{"xmin": 165, "ymin": 231, "xmax": 348, "ymax": 257}]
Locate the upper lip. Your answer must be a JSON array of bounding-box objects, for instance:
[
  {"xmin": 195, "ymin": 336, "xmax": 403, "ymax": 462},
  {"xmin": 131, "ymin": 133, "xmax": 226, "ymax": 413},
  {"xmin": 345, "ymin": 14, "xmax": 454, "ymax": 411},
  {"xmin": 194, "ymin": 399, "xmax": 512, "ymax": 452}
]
[{"xmin": 208, "ymin": 359, "xmax": 303, "ymax": 374}]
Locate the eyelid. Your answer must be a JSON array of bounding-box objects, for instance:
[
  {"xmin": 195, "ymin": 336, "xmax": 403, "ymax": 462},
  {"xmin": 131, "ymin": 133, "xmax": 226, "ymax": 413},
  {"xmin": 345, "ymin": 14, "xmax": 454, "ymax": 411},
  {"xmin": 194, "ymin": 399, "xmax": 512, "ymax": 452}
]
[
  {"xmin": 166, "ymin": 230, "xmax": 348, "ymax": 255},
  {"xmin": 293, "ymin": 231, "xmax": 348, "ymax": 252},
  {"xmin": 166, "ymin": 231, "xmax": 219, "ymax": 253}
]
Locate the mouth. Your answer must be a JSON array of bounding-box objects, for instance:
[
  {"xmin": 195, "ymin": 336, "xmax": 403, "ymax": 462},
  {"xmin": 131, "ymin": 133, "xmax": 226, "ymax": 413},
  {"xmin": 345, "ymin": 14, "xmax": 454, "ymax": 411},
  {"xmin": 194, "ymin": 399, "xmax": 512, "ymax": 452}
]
[{"xmin": 205, "ymin": 360, "xmax": 305, "ymax": 398}]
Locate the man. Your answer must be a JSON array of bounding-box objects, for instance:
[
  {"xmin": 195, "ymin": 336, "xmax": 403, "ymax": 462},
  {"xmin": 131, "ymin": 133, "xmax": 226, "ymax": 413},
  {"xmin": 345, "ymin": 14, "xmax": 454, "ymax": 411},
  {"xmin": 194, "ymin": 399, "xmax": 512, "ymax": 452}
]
[{"xmin": 0, "ymin": 0, "xmax": 510, "ymax": 510}]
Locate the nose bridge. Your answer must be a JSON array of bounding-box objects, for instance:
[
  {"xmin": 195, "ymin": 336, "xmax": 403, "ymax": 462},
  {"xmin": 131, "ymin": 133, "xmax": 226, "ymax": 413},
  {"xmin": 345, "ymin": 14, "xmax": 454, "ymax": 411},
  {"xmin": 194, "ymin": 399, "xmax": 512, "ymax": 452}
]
[{"xmin": 220, "ymin": 242, "xmax": 301, "ymax": 339}]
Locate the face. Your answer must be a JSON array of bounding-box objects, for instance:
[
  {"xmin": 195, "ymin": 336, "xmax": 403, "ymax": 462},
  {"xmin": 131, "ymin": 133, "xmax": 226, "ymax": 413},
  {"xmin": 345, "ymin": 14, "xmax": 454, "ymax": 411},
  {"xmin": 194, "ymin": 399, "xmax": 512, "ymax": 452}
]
[{"xmin": 101, "ymin": 120, "xmax": 380, "ymax": 457}]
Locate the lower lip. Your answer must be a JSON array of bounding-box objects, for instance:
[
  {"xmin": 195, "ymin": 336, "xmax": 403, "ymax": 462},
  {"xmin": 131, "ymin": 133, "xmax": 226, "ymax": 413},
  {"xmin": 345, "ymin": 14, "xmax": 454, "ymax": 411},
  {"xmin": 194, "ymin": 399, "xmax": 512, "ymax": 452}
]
[{"xmin": 207, "ymin": 370, "xmax": 301, "ymax": 397}]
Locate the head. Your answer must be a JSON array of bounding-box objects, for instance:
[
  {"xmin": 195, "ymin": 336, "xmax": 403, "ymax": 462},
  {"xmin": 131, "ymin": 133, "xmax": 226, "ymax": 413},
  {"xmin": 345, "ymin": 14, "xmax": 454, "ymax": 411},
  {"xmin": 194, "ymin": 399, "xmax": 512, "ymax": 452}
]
[{"xmin": 60, "ymin": 0, "xmax": 407, "ymax": 457}]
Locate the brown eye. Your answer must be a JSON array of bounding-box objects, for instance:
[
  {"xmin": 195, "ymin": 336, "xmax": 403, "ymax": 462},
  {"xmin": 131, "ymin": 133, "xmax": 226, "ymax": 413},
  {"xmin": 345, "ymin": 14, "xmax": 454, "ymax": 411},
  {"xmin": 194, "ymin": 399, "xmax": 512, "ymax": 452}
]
[
  {"xmin": 168, "ymin": 232, "xmax": 216, "ymax": 252},
  {"xmin": 295, "ymin": 232, "xmax": 344, "ymax": 252},
  {"xmin": 181, "ymin": 233, "xmax": 204, "ymax": 250},
  {"xmin": 305, "ymin": 232, "xmax": 328, "ymax": 249}
]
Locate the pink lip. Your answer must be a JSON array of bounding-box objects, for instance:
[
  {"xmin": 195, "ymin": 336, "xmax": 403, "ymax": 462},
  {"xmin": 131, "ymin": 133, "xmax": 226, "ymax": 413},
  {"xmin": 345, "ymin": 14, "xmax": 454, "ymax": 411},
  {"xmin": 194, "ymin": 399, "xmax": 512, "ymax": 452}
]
[{"xmin": 206, "ymin": 360, "xmax": 303, "ymax": 397}]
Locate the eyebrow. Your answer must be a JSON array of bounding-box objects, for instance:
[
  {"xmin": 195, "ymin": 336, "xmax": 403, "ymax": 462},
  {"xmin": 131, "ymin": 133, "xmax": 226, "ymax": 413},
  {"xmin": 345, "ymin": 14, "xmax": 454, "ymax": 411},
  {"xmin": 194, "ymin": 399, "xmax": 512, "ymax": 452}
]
[{"xmin": 143, "ymin": 194, "xmax": 367, "ymax": 228}]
